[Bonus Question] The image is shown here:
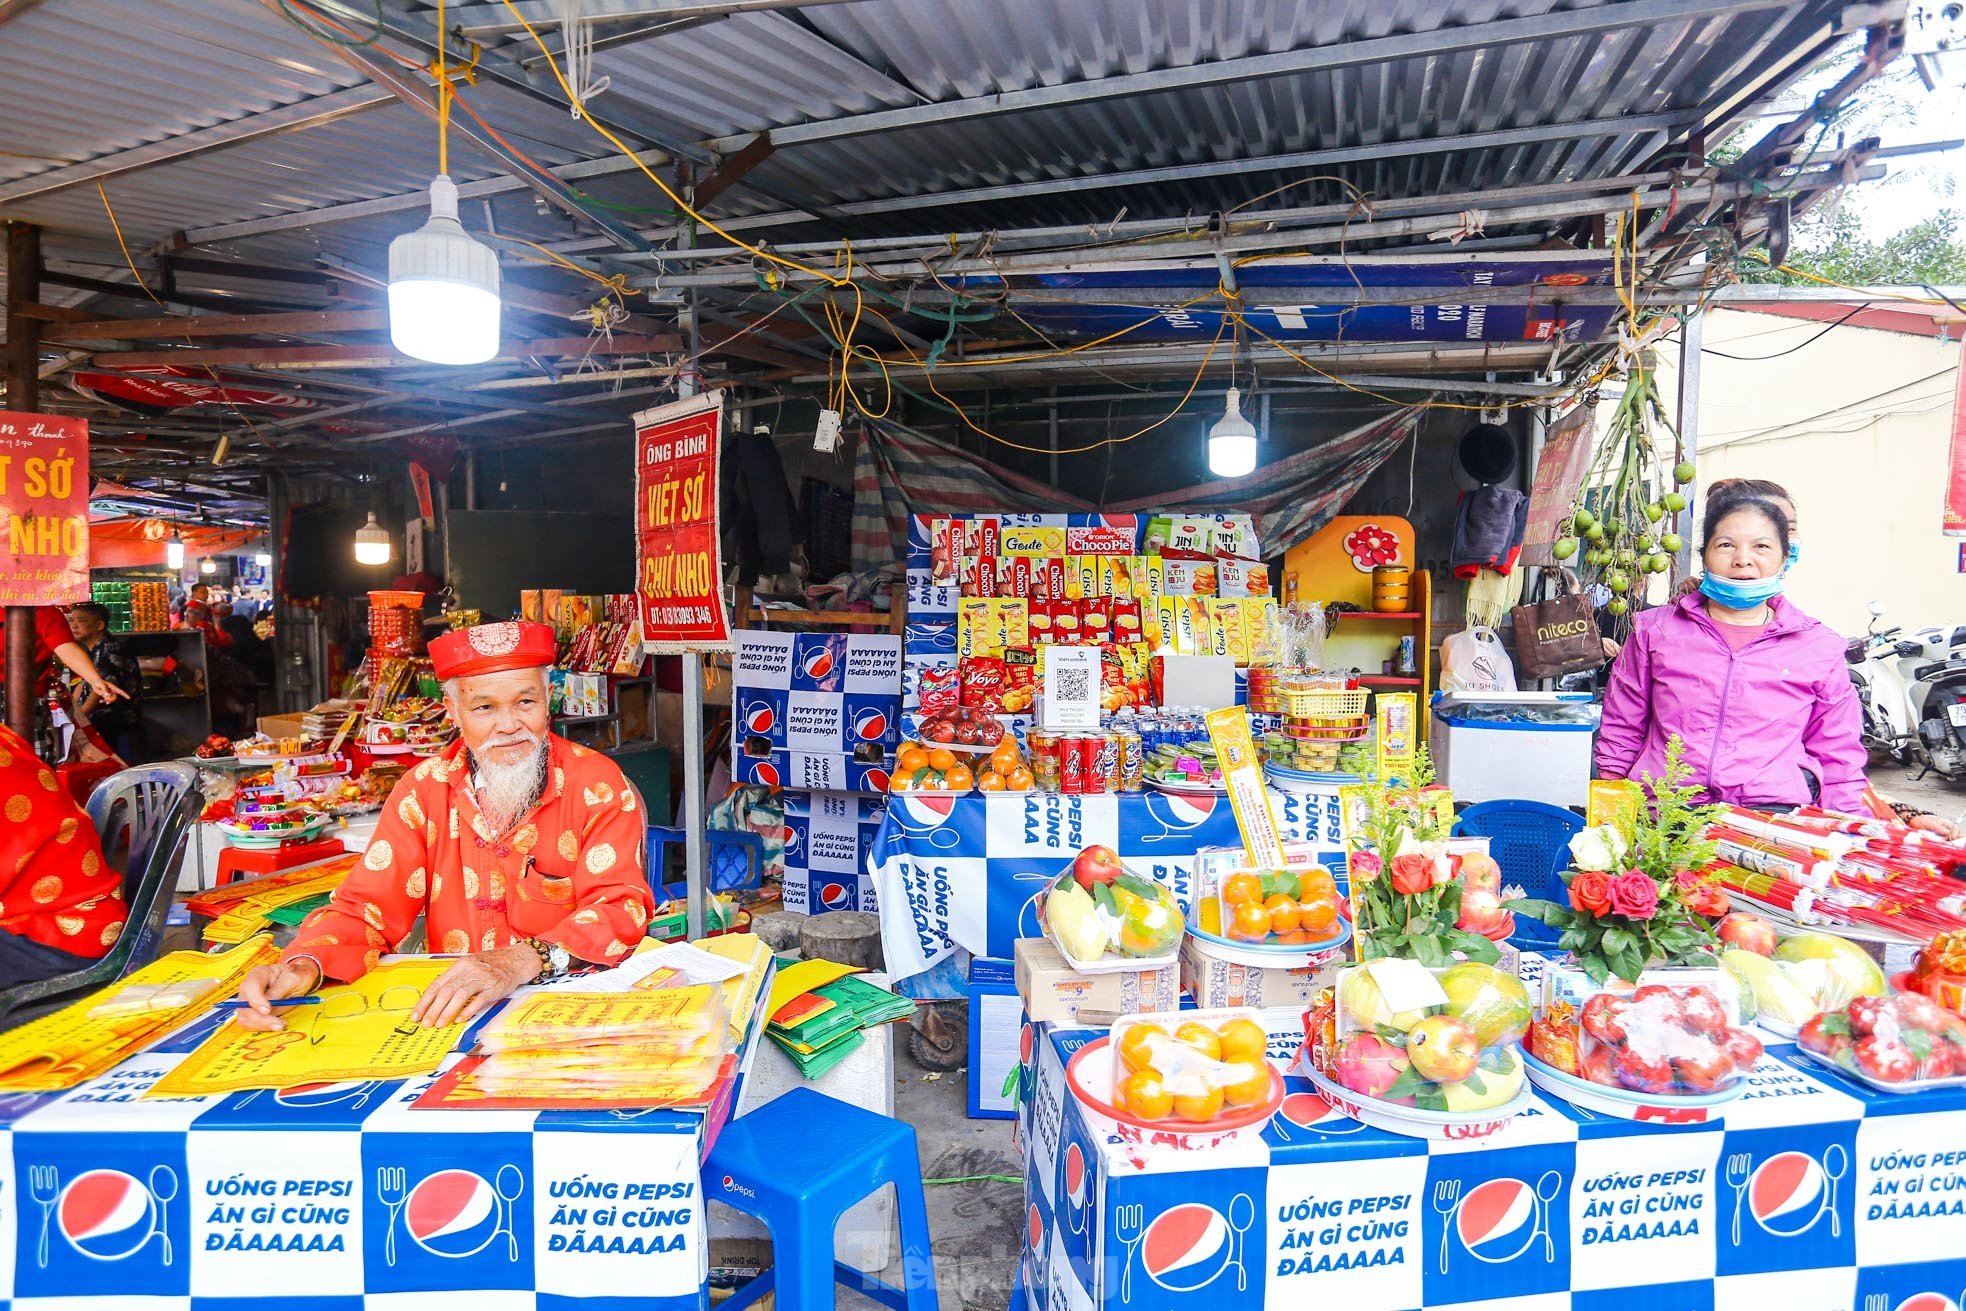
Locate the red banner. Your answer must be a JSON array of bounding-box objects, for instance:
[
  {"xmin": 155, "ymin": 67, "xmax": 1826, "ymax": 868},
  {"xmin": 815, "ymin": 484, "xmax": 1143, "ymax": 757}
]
[
  {"xmin": 1521, "ymin": 402, "xmax": 1597, "ymax": 566},
  {"xmin": 0, "ymin": 411, "xmax": 90, "ymax": 605},
  {"xmin": 1945, "ymin": 340, "xmax": 1966, "ymax": 537},
  {"xmin": 634, "ymin": 393, "xmax": 731, "ymax": 652}
]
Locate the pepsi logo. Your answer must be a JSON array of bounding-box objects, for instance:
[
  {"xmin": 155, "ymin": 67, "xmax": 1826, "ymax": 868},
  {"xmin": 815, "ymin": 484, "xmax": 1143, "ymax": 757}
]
[
  {"xmin": 405, "ymin": 1170, "xmax": 502, "ymax": 1258},
  {"xmin": 898, "ymin": 794, "xmax": 958, "ymax": 827},
  {"xmin": 802, "ymin": 651, "xmax": 835, "ymax": 680},
  {"xmin": 59, "ymin": 1169, "xmax": 158, "ymax": 1261},
  {"xmin": 863, "ymin": 768, "xmax": 891, "ymax": 792},
  {"xmin": 1456, "ymin": 1178, "xmax": 1541, "ymax": 1263},
  {"xmin": 1895, "ymin": 1295, "xmax": 1961, "ymax": 1311},
  {"xmin": 1277, "ymin": 1089, "xmax": 1361, "ymax": 1135},
  {"xmin": 780, "ymin": 824, "xmax": 803, "ymax": 857},
  {"xmin": 275, "ymin": 1079, "xmax": 379, "ymax": 1108},
  {"xmin": 750, "ymin": 761, "xmax": 781, "ymax": 788},
  {"xmin": 819, "ymin": 881, "xmax": 853, "ymax": 910},
  {"xmin": 1020, "ymin": 1023, "xmax": 1035, "ymax": 1065},
  {"xmin": 1749, "ymin": 1151, "xmax": 1836, "ymax": 1237},
  {"xmin": 1142, "ymin": 1204, "xmax": 1234, "ymax": 1292},
  {"xmin": 1064, "ymin": 1144, "xmax": 1087, "ymax": 1208},
  {"xmin": 1028, "ymin": 1202, "xmax": 1043, "ymax": 1250},
  {"xmin": 1146, "ymin": 791, "xmax": 1218, "ymax": 832},
  {"xmin": 743, "ymin": 700, "xmax": 777, "ymax": 734},
  {"xmin": 853, "ymin": 708, "xmax": 889, "ymax": 740}
]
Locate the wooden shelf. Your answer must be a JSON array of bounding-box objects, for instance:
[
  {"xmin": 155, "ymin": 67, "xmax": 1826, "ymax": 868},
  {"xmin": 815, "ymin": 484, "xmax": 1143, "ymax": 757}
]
[
  {"xmin": 1332, "ymin": 611, "xmax": 1422, "ymax": 621},
  {"xmin": 1360, "ymin": 675, "xmax": 1424, "ymax": 687}
]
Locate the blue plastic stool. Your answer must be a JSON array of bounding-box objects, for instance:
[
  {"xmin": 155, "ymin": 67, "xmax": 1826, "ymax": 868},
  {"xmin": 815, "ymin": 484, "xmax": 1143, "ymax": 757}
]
[
  {"xmin": 1452, "ymin": 798, "xmax": 1585, "ymax": 950},
  {"xmin": 707, "ymin": 1087, "xmax": 939, "ymax": 1311}
]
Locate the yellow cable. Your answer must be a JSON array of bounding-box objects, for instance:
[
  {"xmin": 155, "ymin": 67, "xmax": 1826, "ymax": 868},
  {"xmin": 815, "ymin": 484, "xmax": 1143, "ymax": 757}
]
[{"xmin": 437, "ymin": 0, "xmax": 449, "ymax": 176}]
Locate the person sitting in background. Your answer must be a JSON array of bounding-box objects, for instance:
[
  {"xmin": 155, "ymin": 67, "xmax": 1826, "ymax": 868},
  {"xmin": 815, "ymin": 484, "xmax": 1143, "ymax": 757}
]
[
  {"xmin": 230, "ymin": 620, "xmax": 654, "ymax": 1030},
  {"xmin": 65, "ymin": 603, "xmax": 141, "ymax": 762},
  {"xmin": 1597, "ymin": 493, "xmax": 1866, "ymax": 812},
  {"xmin": 0, "ymin": 722, "xmax": 124, "ymax": 986}
]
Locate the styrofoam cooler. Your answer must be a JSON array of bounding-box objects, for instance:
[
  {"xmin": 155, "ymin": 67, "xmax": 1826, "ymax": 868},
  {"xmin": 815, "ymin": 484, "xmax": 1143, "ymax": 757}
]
[{"xmin": 1429, "ymin": 691, "xmax": 1597, "ymax": 810}]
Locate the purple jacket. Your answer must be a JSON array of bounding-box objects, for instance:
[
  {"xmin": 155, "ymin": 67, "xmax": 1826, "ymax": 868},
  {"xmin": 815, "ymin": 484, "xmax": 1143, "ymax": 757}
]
[{"xmin": 1595, "ymin": 593, "xmax": 1867, "ymax": 812}]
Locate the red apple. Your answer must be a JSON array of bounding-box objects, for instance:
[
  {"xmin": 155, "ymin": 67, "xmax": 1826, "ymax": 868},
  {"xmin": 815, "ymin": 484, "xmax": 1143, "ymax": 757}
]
[
  {"xmin": 1616, "ymin": 1047, "xmax": 1675, "ymax": 1094},
  {"xmin": 1721, "ymin": 1027, "xmax": 1764, "ymax": 1071},
  {"xmin": 1405, "ymin": 1015, "xmax": 1481, "ymax": 1084},
  {"xmin": 1458, "ymin": 852, "xmax": 1503, "ymax": 894},
  {"xmin": 1455, "ymin": 886, "xmax": 1509, "ymax": 936},
  {"xmin": 1580, "ymin": 994, "xmax": 1630, "ymax": 1046},
  {"xmin": 1072, "ymin": 845, "xmax": 1127, "ymax": 893},
  {"xmin": 1717, "ymin": 913, "xmax": 1778, "ymax": 956},
  {"xmin": 1678, "ymin": 987, "xmax": 1728, "ymax": 1038},
  {"xmin": 1671, "ymin": 1037, "xmax": 1736, "ymax": 1092}
]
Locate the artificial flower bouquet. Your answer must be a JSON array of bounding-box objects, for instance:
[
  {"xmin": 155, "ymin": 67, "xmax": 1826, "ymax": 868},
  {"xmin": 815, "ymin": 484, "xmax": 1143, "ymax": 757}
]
[{"xmin": 1345, "ymin": 746, "xmax": 1503, "ymax": 967}]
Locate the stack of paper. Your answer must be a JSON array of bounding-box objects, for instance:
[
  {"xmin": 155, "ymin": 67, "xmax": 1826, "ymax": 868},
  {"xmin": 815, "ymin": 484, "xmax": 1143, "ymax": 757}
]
[
  {"xmin": 0, "ymin": 936, "xmax": 278, "ymax": 1091},
  {"xmin": 767, "ymin": 972, "xmax": 916, "ymax": 1080},
  {"xmin": 189, "ymin": 855, "xmax": 356, "ymax": 946}
]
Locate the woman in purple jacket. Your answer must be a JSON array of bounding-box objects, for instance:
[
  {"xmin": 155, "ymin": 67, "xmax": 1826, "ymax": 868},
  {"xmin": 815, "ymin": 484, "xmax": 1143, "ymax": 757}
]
[{"xmin": 1595, "ymin": 494, "xmax": 1866, "ymax": 812}]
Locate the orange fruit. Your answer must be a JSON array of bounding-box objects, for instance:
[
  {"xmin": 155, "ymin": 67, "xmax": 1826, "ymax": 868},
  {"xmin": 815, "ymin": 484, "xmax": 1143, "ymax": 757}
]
[
  {"xmin": 1119, "ymin": 1069, "xmax": 1172, "ymax": 1120},
  {"xmin": 896, "ymin": 743, "xmax": 928, "ymax": 773},
  {"xmin": 944, "ymin": 764, "xmax": 975, "ymax": 791},
  {"xmin": 1295, "ymin": 888, "xmax": 1339, "ymax": 934},
  {"xmin": 1222, "ymin": 873, "xmax": 1263, "ymax": 908},
  {"xmin": 889, "ymin": 773, "xmax": 914, "ymax": 793},
  {"xmin": 1174, "ymin": 1021, "xmax": 1223, "ymax": 1062},
  {"xmin": 926, "ymin": 747, "xmax": 957, "ymax": 773},
  {"xmin": 1231, "ymin": 901, "xmax": 1272, "ymax": 942},
  {"xmin": 990, "ymin": 740, "xmax": 1023, "ymax": 776},
  {"xmin": 1172, "ymin": 1085, "xmax": 1225, "ymax": 1122},
  {"xmin": 1007, "ymin": 765, "xmax": 1034, "ymax": 791},
  {"xmin": 1263, "ymin": 894, "xmax": 1302, "ymax": 934},
  {"xmin": 1217, "ymin": 1018, "xmax": 1268, "ymax": 1066},
  {"xmin": 1118, "ymin": 1023, "xmax": 1166, "ymax": 1073},
  {"xmin": 1272, "ymin": 930, "xmax": 1309, "ymax": 945},
  {"xmin": 978, "ymin": 773, "xmax": 1006, "ymax": 792},
  {"xmin": 1222, "ymin": 1062, "xmax": 1271, "ymax": 1107}
]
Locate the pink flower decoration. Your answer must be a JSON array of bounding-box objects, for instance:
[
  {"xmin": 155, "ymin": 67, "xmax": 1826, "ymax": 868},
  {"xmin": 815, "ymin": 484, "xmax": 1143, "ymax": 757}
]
[{"xmin": 1606, "ymin": 870, "xmax": 1660, "ymax": 921}]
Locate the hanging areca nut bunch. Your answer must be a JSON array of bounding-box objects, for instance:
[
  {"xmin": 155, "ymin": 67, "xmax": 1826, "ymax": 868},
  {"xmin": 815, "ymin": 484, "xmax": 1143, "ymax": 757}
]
[{"xmin": 1550, "ymin": 321, "xmax": 1694, "ymax": 619}]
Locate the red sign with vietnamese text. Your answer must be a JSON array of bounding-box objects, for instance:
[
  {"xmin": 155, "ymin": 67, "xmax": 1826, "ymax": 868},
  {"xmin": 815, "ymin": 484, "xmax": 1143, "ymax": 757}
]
[
  {"xmin": 0, "ymin": 411, "xmax": 90, "ymax": 605},
  {"xmin": 634, "ymin": 393, "xmax": 732, "ymax": 652},
  {"xmin": 1945, "ymin": 340, "xmax": 1966, "ymax": 537}
]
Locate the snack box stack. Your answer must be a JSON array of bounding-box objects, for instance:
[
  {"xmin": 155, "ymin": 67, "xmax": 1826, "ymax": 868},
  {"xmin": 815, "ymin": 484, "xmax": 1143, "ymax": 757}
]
[
  {"xmin": 917, "ymin": 513, "xmax": 1280, "ymax": 724},
  {"xmin": 130, "ymin": 582, "xmax": 169, "ymax": 632}
]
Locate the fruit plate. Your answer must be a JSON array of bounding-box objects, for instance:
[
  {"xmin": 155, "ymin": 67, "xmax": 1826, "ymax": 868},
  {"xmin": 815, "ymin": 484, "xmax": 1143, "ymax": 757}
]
[
  {"xmin": 1297, "ymin": 1050, "xmax": 1533, "ymax": 1141},
  {"xmin": 216, "ymin": 814, "xmax": 331, "ymax": 848},
  {"xmin": 1791, "ymin": 1043, "xmax": 1966, "ymax": 1096},
  {"xmin": 1065, "ymin": 1034, "xmax": 1283, "ymax": 1153},
  {"xmin": 1521, "ymin": 1048, "xmax": 1744, "ymax": 1122},
  {"xmin": 1264, "ymin": 764, "xmax": 1363, "ymax": 793},
  {"xmin": 1145, "ymin": 776, "xmax": 1227, "ymax": 796},
  {"xmin": 1894, "ymin": 969, "xmax": 1966, "ymax": 1016},
  {"xmin": 1035, "ymin": 894, "xmax": 1182, "ymax": 976},
  {"xmin": 1184, "ymin": 913, "xmax": 1350, "ymax": 964},
  {"xmin": 905, "ymin": 713, "xmax": 1009, "ymax": 753}
]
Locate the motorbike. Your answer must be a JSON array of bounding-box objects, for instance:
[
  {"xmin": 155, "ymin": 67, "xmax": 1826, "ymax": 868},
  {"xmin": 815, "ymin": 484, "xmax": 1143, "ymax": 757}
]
[{"xmin": 1848, "ymin": 600, "xmax": 1966, "ymax": 781}]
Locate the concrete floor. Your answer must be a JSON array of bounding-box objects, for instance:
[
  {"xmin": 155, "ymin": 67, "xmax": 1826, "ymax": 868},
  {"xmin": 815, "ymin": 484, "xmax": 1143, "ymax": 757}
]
[{"xmin": 890, "ymin": 1066, "xmax": 1022, "ymax": 1311}]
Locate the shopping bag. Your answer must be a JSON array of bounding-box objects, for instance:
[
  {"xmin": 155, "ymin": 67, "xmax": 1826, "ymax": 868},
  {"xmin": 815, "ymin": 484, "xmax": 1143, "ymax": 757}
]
[
  {"xmin": 1508, "ymin": 567, "xmax": 1602, "ymax": 680},
  {"xmin": 1440, "ymin": 625, "xmax": 1517, "ymax": 695}
]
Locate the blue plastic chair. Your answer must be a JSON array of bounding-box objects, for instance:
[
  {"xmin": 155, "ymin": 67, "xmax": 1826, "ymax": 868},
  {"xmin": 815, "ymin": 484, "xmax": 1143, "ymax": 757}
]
[
  {"xmin": 706, "ymin": 1086, "xmax": 939, "ymax": 1311},
  {"xmin": 1452, "ymin": 798, "xmax": 1584, "ymax": 950},
  {"xmin": 643, "ymin": 826, "xmax": 764, "ymax": 894}
]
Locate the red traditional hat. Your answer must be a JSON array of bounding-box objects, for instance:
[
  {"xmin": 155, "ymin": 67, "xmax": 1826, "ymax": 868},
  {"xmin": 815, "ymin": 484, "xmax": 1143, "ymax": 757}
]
[{"xmin": 428, "ymin": 620, "xmax": 557, "ymax": 680}]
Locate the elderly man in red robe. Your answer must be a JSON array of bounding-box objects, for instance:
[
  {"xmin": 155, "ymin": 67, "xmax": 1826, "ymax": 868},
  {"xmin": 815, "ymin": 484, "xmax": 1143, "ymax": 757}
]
[{"xmin": 232, "ymin": 621, "xmax": 654, "ymax": 1029}]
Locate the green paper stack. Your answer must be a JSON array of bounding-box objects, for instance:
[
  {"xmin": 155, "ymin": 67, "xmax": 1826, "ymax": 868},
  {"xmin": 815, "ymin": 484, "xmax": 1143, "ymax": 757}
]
[{"xmin": 767, "ymin": 974, "xmax": 917, "ymax": 1080}]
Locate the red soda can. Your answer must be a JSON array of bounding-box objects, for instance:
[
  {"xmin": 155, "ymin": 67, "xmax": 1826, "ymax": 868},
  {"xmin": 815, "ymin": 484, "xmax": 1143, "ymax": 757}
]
[
  {"xmin": 1060, "ymin": 735, "xmax": 1086, "ymax": 794},
  {"xmin": 1077, "ymin": 736, "xmax": 1107, "ymax": 795}
]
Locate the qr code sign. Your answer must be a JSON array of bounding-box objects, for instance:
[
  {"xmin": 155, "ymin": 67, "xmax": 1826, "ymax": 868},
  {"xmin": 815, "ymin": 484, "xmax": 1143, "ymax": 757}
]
[{"xmin": 1055, "ymin": 663, "xmax": 1090, "ymax": 704}]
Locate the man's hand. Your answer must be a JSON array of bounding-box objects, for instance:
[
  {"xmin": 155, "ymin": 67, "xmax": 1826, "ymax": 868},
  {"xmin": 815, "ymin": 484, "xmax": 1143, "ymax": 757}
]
[
  {"xmin": 1909, "ymin": 812, "xmax": 1963, "ymax": 841},
  {"xmin": 85, "ymin": 673, "xmax": 126, "ymax": 703},
  {"xmin": 231, "ymin": 959, "xmax": 323, "ymax": 1030},
  {"xmin": 411, "ymin": 944, "xmax": 543, "ymax": 1028}
]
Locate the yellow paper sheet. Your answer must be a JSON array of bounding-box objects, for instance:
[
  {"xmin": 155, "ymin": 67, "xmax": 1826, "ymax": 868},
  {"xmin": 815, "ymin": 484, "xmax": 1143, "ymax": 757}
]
[
  {"xmin": 0, "ymin": 936, "xmax": 278, "ymax": 1091},
  {"xmin": 765, "ymin": 957, "xmax": 860, "ymax": 1021},
  {"xmin": 478, "ymin": 987, "xmax": 727, "ymax": 1054},
  {"xmin": 150, "ymin": 959, "xmax": 466, "ymax": 1095},
  {"xmin": 688, "ymin": 932, "xmax": 774, "ymax": 1041}
]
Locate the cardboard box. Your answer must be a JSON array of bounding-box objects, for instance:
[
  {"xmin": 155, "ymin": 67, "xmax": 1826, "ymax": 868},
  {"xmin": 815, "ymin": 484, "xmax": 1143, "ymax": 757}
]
[
  {"xmin": 1012, "ymin": 937, "xmax": 1181, "ymax": 1026},
  {"xmin": 1179, "ymin": 933, "xmax": 1345, "ymax": 1010},
  {"xmin": 733, "ymin": 631, "xmax": 901, "ymax": 754},
  {"xmin": 257, "ymin": 713, "xmax": 310, "ymax": 742}
]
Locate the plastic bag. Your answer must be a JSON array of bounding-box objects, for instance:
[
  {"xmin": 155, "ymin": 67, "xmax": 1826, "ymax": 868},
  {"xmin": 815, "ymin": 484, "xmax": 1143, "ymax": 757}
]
[{"xmin": 1439, "ymin": 625, "xmax": 1516, "ymax": 694}]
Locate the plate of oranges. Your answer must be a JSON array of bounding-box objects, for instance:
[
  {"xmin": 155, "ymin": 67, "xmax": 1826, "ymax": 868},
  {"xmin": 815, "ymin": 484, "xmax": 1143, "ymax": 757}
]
[
  {"xmin": 974, "ymin": 738, "xmax": 1036, "ymax": 794},
  {"xmin": 1064, "ymin": 1010, "xmax": 1284, "ymax": 1150},
  {"xmin": 889, "ymin": 740, "xmax": 977, "ymax": 793}
]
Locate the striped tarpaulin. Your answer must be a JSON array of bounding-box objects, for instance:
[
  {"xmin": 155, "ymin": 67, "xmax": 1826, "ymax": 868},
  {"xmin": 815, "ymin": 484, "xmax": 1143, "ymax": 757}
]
[{"xmin": 850, "ymin": 407, "xmax": 1420, "ymax": 570}]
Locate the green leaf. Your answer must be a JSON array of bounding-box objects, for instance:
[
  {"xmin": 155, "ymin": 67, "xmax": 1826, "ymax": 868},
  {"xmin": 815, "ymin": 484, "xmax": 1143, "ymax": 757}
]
[
  {"xmin": 1477, "ymin": 1047, "xmax": 1513, "ymax": 1074},
  {"xmin": 1278, "ymin": 870, "xmax": 1302, "ymax": 900},
  {"xmin": 1114, "ymin": 871, "xmax": 1162, "ymax": 902},
  {"xmin": 1820, "ymin": 1012, "xmax": 1852, "ymax": 1037},
  {"xmin": 1375, "ymin": 1023, "xmax": 1410, "ymax": 1048},
  {"xmin": 1603, "ymin": 927, "xmax": 1636, "ymax": 955},
  {"xmin": 1460, "ymin": 935, "xmax": 1502, "ymax": 965},
  {"xmin": 1582, "ymin": 953, "xmax": 1611, "ymax": 986},
  {"xmin": 1413, "ymin": 1084, "xmax": 1449, "ymax": 1113},
  {"xmin": 1092, "ymin": 882, "xmax": 1119, "ymax": 916},
  {"xmin": 1410, "ymin": 934, "xmax": 1449, "ymax": 968},
  {"xmin": 1461, "ymin": 1069, "xmax": 1488, "ymax": 1097},
  {"xmin": 1382, "ymin": 1063, "xmax": 1428, "ymax": 1102},
  {"xmin": 1905, "ymin": 1027, "xmax": 1935, "ymax": 1061}
]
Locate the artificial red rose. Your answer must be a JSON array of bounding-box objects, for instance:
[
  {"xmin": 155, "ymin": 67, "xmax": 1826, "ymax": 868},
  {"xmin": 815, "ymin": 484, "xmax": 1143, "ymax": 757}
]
[
  {"xmin": 1607, "ymin": 870, "xmax": 1661, "ymax": 921},
  {"xmin": 1688, "ymin": 884, "xmax": 1731, "ymax": 918},
  {"xmin": 1568, "ymin": 870, "xmax": 1613, "ymax": 914},
  {"xmin": 1350, "ymin": 851, "xmax": 1383, "ymax": 884},
  {"xmin": 1390, "ymin": 854, "xmax": 1435, "ymax": 896}
]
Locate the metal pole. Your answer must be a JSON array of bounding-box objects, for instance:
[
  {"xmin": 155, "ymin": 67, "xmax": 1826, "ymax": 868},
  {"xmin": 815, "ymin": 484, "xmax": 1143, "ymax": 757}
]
[
  {"xmin": 1675, "ymin": 312, "xmax": 1703, "ymax": 578},
  {"xmin": 1047, "ymin": 388, "xmax": 1059, "ymax": 488},
  {"xmin": 678, "ymin": 173, "xmax": 708, "ymax": 943},
  {"xmin": 5, "ymin": 222, "xmax": 42, "ymax": 742}
]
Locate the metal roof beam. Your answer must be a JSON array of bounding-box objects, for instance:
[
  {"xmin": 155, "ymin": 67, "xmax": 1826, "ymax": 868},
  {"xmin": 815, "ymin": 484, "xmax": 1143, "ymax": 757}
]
[
  {"xmin": 703, "ymin": 0, "xmax": 1797, "ymax": 152},
  {"xmin": 445, "ymin": 0, "xmax": 862, "ymax": 35},
  {"xmin": 298, "ymin": 0, "xmax": 714, "ymax": 165},
  {"xmin": 0, "ymin": 86, "xmax": 395, "ymax": 206}
]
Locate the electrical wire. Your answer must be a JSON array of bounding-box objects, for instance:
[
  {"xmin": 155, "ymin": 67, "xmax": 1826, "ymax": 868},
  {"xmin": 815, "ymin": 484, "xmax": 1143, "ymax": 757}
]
[{"xmin": 1699, "ymin": 304, "xmax": 1869, "ymax": 360}]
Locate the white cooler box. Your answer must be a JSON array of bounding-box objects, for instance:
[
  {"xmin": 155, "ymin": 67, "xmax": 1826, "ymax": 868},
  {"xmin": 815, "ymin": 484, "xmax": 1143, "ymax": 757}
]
[{"xmin": 1429, "ymin": 691, "xmax": 1598, "ymax": 810}]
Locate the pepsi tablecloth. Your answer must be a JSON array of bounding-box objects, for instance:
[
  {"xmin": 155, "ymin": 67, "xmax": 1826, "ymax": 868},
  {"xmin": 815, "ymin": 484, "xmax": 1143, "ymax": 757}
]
[
  {"xmin": 0, "ymin": 1012, "xmax": 710, "ymax": 1311},
  {"xmin": 1020, "ymin": 1023, "xmax": 1966, "ymax": 1311},
  {"xmin": 869, "ymin": 786, "xmax": 1350, "ymax": 987}
]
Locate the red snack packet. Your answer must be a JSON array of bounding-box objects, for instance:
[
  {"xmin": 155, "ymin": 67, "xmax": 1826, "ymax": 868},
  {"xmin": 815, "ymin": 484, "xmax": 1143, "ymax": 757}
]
[
  {"xmin": 960, "ymin": 655, "xmax": 1008, "ymax": 711},
  {"xmin": 976, "ymin": 555, "xmax": 1000, "ymax": 598},
  {"xmin": 1081, "ymin": 596, "xmax": 1112, "ymax": 645},
  {"xmin": 918, "ymin": 664, "xmax": 961, "ymax": 715},
  {"xmin": 1113, "ymin": 596, "xmax": 1144, "ymax": 644},
  {"xmin": 1007, "ymin": 555, "xmax": 1032, "ymax": 600},
  {"xmin": 1043, "ymin": 557, "xmax": 1067, "ymax": 604},
  {"xmin": 1052, "ymin": 598, "xmax": 1082, "ymax": 646}
]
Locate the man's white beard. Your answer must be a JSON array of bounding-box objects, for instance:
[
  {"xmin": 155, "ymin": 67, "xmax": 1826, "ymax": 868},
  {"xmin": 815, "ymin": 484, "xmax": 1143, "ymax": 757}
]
[{"xmin": 470, "ymin": 734, "xmax": 548, "ymax": 835}]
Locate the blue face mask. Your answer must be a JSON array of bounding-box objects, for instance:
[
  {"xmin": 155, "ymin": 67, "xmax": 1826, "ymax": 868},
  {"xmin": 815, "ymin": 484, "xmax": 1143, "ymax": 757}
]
[
  {"xmin": 1700, "ymin": 572, "xmax": 1784, "ymax": 609},
  {"xmin": 1784, "ymin": 540, "xmax": 1801, "ymax": 572}
]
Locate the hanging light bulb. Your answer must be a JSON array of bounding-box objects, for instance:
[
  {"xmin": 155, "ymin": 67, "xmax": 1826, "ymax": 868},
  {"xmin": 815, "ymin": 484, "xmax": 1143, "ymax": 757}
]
[
  {"xmin": 1208, "ymin": 387, "xmax": 1259, "ymax": 478},
  {"xmin": 165, "ymin": 535, "xmax": 185, "ymax": 570},
  {"xmin": 199, "ymin": 557, "xmax": 217, "ymax": 576},
  {"xmin": 255, "ymin": 550, "xmax": 272, "ymax": 567},
  {"xmin": 353, "ymin": 512, "xmax": 393, "ymax": 566},
  {"xmin": 388, "ymin": 175, "xmax": 501, "ymax": 364}
]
